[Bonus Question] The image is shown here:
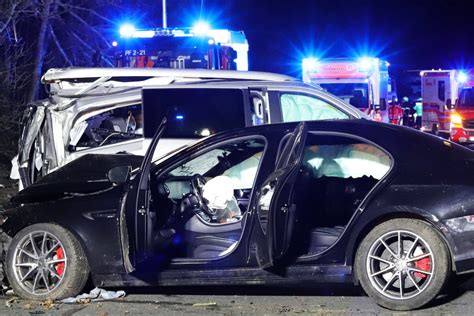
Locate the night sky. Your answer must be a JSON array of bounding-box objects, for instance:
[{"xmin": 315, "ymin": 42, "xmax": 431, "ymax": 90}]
[{"xmin": 130, "ymin": 0, "xmax": 474, "ymax": 77}]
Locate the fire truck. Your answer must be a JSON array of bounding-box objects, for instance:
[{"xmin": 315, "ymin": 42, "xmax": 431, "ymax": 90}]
[
  {"xmin": 302, "ymin": 57, "xmax": 393, "ymax": 122},
  {"xmin": 114, "ymin": 25, "xmax": 249, "ymax": 71},
  {"xmin": 420, "ymin": 69, "xmax": 469, "ymax": 137},
  {"xmin": 427, "ymin": 70, "xmax": 474, "ymax": 145}
]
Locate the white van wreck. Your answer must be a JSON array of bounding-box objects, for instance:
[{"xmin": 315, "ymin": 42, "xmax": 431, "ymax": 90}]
[{"xmin": 13, "ymin": 67, "xmax": 366, "ymax": 189}]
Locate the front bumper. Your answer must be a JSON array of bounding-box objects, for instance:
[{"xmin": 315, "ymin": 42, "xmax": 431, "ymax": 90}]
[
  {"xmin": 450, "ymin": 128, "xmax": 474, "ymax": 144},
  {"xmin": 0, "ymin": 231, "xmax": 11, "ymax": 287}
]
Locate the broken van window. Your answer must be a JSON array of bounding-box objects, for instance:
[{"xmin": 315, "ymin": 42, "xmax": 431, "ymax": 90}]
[{"xmin": 72, "ymin": 104, "xmax": 143, "ymax": 150}]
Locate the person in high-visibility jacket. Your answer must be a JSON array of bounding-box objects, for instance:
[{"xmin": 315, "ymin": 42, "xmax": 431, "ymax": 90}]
[{"xmin": 388, "ymin": 97, "xmax": 403, "ymax": 125}]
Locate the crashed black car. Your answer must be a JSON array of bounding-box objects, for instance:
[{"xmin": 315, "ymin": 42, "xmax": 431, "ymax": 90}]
[{"xmin": 1, "ymin": 119, "xmax": 474, "ymax": 311}]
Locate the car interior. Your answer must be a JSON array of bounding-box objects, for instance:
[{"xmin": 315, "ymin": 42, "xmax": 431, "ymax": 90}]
[
  {"xmin": 149, "ymin": 138, "xmax": 266, "ymax": 259},
  {"xmin": 290, "ymin": 134, "xmax": 391, "ymax": 257},
  {"xmin": 72, "ymin": 104, "xmax": 143, "ymax": 150}
]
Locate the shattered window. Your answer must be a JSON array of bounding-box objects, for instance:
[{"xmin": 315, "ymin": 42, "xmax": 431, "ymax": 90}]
[
  {"xmin": 169, "ymin": 149, "xmax": 228, "ymax": 177},
  {"xmin": 71, "ymin": 104, "xmax": 143, "ymax": 150}
]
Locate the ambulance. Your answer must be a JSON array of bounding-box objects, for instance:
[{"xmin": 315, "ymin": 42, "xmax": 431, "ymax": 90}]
[
  {"xmin": 113, "ymin": 25, "xmax": 249, "ymax": 71},
  {"xmin": 302, "ymin": 57, "xmax": 393, "ymax": 122},
  {"xmin": 447, "ymin": 70, "xmax": 474, "ymax": 145},
  {"xmin": 420, "ymin": 70, "xmax": 462, "ymax": 135}
]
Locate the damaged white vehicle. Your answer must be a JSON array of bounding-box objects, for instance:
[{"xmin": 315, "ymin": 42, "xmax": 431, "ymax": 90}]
[{"xmin": 13, "ymin": 67, "xmax": 365, "ymax": 189}]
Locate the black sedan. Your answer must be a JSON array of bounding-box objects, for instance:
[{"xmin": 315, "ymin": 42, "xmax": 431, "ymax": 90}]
[{"xmin": 1, "ymin": 119, "xmax": 474, "ymax": 311}]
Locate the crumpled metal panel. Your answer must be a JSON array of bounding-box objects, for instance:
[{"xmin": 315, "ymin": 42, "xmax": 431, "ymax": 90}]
[{"xmin": 19, "ymin": 105, "xmax": 45, "ymax": 166}]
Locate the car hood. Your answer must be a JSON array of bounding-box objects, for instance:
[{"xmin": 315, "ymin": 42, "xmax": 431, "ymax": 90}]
[{"xmin": 12, "ymin": 154, "xmax": 143, "ymax": 204}]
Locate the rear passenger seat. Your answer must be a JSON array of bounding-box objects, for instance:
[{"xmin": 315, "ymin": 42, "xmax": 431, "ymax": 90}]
[{"xmin": 294, "ymin": 168, "xmax": 378, "ymax": 254}]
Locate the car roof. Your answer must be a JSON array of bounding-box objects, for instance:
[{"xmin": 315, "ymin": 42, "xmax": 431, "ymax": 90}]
[
  {"xmin": 42, "ymin": 67, "xmax": 295, "ymax": 83},
  {"xmin": 200, "ymin": 119, "xmax": 473, "ymax": 159}
]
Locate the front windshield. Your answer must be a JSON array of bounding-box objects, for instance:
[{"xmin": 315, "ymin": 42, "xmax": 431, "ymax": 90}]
[
  {"xmin": 457, "ymin": 88, "xmax": 474, "ymax": 109},
  {"xmin": 167, "ymin": 139, "xmax": 265, "ymax": 190},
  {"xmin": 152, "ymin": 144, "xmax": 189, "ymax": 165},
  {"xmin": 320, "ymin": 83, "xmax": 369, "ymax": 109}
]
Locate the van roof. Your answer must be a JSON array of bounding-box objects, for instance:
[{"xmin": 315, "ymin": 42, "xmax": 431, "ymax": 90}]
[{"xmin": 42, "ymin": 67, "xmax": 295, "ymax": 83}]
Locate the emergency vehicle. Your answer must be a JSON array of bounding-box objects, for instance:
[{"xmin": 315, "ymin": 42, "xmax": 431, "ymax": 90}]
[
  {"xmin": 114, "ymin": 26, "xmax": 249, "ymax": 71},
  {"xmin": 447, "ymin": 70, "xmax": 474, "ymax": 145},
  {"xmin": 420, "ymin": 69, "xmax": 469, "ymax": 136},
  {"xmin": 302, "ymin": 57, "xmax": 393, "ymax": 122},
  {"xmin": 421, "ymin": 70, "xmax": 460, "ymax": 135}
]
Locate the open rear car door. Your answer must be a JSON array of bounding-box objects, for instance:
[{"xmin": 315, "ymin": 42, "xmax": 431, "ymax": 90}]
[{"xmin": 252, "ymin": 122, "xmax": 307, "ymax": 268}]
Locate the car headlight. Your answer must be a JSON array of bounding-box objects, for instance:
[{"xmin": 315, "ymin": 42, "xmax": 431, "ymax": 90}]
[{"xmin": 451, "ymin": 113, "xmax": 463, "ymax": 128}]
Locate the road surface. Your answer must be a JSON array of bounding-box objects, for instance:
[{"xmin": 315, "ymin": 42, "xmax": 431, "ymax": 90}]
[{"xmin": 0, "ymin": 279, "xmax": 473, "ymax": 315}]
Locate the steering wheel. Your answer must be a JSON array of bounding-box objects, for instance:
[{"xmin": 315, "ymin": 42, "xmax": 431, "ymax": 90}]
[
  {"xmin": 188, "ymin": 175, "xmax": 217, "ymax": 218},
  {"xmin": 189, "ymin": 174, "xmax": 206, "ymax": 192}
]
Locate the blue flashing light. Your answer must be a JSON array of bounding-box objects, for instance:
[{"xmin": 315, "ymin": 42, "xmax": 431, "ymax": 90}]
[
  {"xmin": 192, "ymin": 21, "xmax": 210, "ymax": 36},
  {"xmin": 111, "ymin": 41, "xmax": 118, "ymax": 47},
  {"xmin": 457, "ymin": 72, "xmax": 468, "ymax": 84},
  {"xmin": 302, "ymin": 58, "xmax": 319, "ymax": 72},
  {"xmin": 358, "ymin": 57, "xmax": 373, "ymax": 71},
  {"xmin": 208, "ymin": 39, "xmax": 215, "ymax": 45},
  {"xmin": 119, "ymin": 24, "xmax": 136, "ymax": 38},
  {"xmin": 175, "ymin": 114, "xmax": 184, "ymax": 120}
]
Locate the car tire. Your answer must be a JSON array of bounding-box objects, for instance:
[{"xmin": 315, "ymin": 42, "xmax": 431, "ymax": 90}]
[
  {"xmin": 6, "ymin": 223, "xmax": 89, "ymax": 301},
  {"xmin": 355, "ymin": 218, "xmax": 450, "ymax": 311}
]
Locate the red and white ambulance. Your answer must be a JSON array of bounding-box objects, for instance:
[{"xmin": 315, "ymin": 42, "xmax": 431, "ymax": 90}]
[
  {"xmin": 421, "ymin": 69, "xmax": 474, "ymax": 145},
  {"xmin": 420, "ymin": 70, "xmax": 461, "ymax": 135},
  {"xmin": 302, "ymin": 57, "xmax": 393, "ymax": 122}
]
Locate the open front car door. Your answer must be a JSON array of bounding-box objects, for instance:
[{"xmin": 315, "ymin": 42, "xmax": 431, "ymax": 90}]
[{"xmin": 252, "ymin": 122, "xmax": 307, "ymax": 268}]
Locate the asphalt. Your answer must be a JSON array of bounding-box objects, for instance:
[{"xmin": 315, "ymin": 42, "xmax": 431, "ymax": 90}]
[{"xmin": 0, "ymin": 279, "xmax": 473, "ymax": 315}]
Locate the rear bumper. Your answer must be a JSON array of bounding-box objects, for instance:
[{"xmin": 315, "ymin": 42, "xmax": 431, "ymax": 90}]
[{"xmin": 443, "ymin": 216, "xmax": 474, "ymax": 274}]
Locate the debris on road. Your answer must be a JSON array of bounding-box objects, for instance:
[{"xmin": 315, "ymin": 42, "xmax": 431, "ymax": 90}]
[
  {"xmin": 192, "ymin": 302, "xmax": 217, "ymax": 307},
  {"xmin": 22, "ymin": 303, "xmax": 32, "ymax": 310},
  {"xmin": 60, "ymin": 288, "xmax": 126, "ymax": 304},
  {"xmin": 5, "ymin": 297, "xmax": 17, "ymax": 308},
  {"xmin": 40, "ymin": 298, "xmax": 56, "ymax": 309}
]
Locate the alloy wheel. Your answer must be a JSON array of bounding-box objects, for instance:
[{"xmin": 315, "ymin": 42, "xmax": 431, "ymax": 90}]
[
  {"xmin": 366, "ymin": 230, "xmax": 434, "ymax": 300},
  {"xmin": 12, "ymin": 231, "xmax": 68, "ymax": 295}
]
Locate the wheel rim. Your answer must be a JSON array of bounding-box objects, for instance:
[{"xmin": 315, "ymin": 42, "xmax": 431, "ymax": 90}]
[
  {"xmin": 366, "ymin": 230, "xmax": 434, "ymax": 300},
  {"xmin": 12, "ymin": 231, "xmax": 68, "ymax": 295}
]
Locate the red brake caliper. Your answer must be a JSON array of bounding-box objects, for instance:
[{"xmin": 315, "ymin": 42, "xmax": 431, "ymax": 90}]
[
  {"xmin": 55, "ymin": 247, "xmax": 65, "ymax": 276},
  {"xmin": 414, "ymin": 256, "xmax": 431, "ymax": 278}
]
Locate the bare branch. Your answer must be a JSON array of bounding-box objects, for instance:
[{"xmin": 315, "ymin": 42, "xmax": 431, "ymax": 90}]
[
  {"xmin": 59, "ymin": 3, "xmax": 115, "ymax": 24},
  {"xmin": 67, "ymin": 10, "xmax": 111, "ymax": 49},
  {"xmin": 49, "ymin": 26, "xmax": 72, "ymax": 66},
  {"xmin": 0, "ymin": 2, "xmax": 18, "ymax": 34}
]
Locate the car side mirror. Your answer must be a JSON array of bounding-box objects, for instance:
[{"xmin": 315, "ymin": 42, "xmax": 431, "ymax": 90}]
[
  {"xmin": 446, "ymin": 98, "xmax": 453, "ymax": 109},
  {"xmin": 107, "ymin": 165, "xmax": 131, "ymax": 184}
]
